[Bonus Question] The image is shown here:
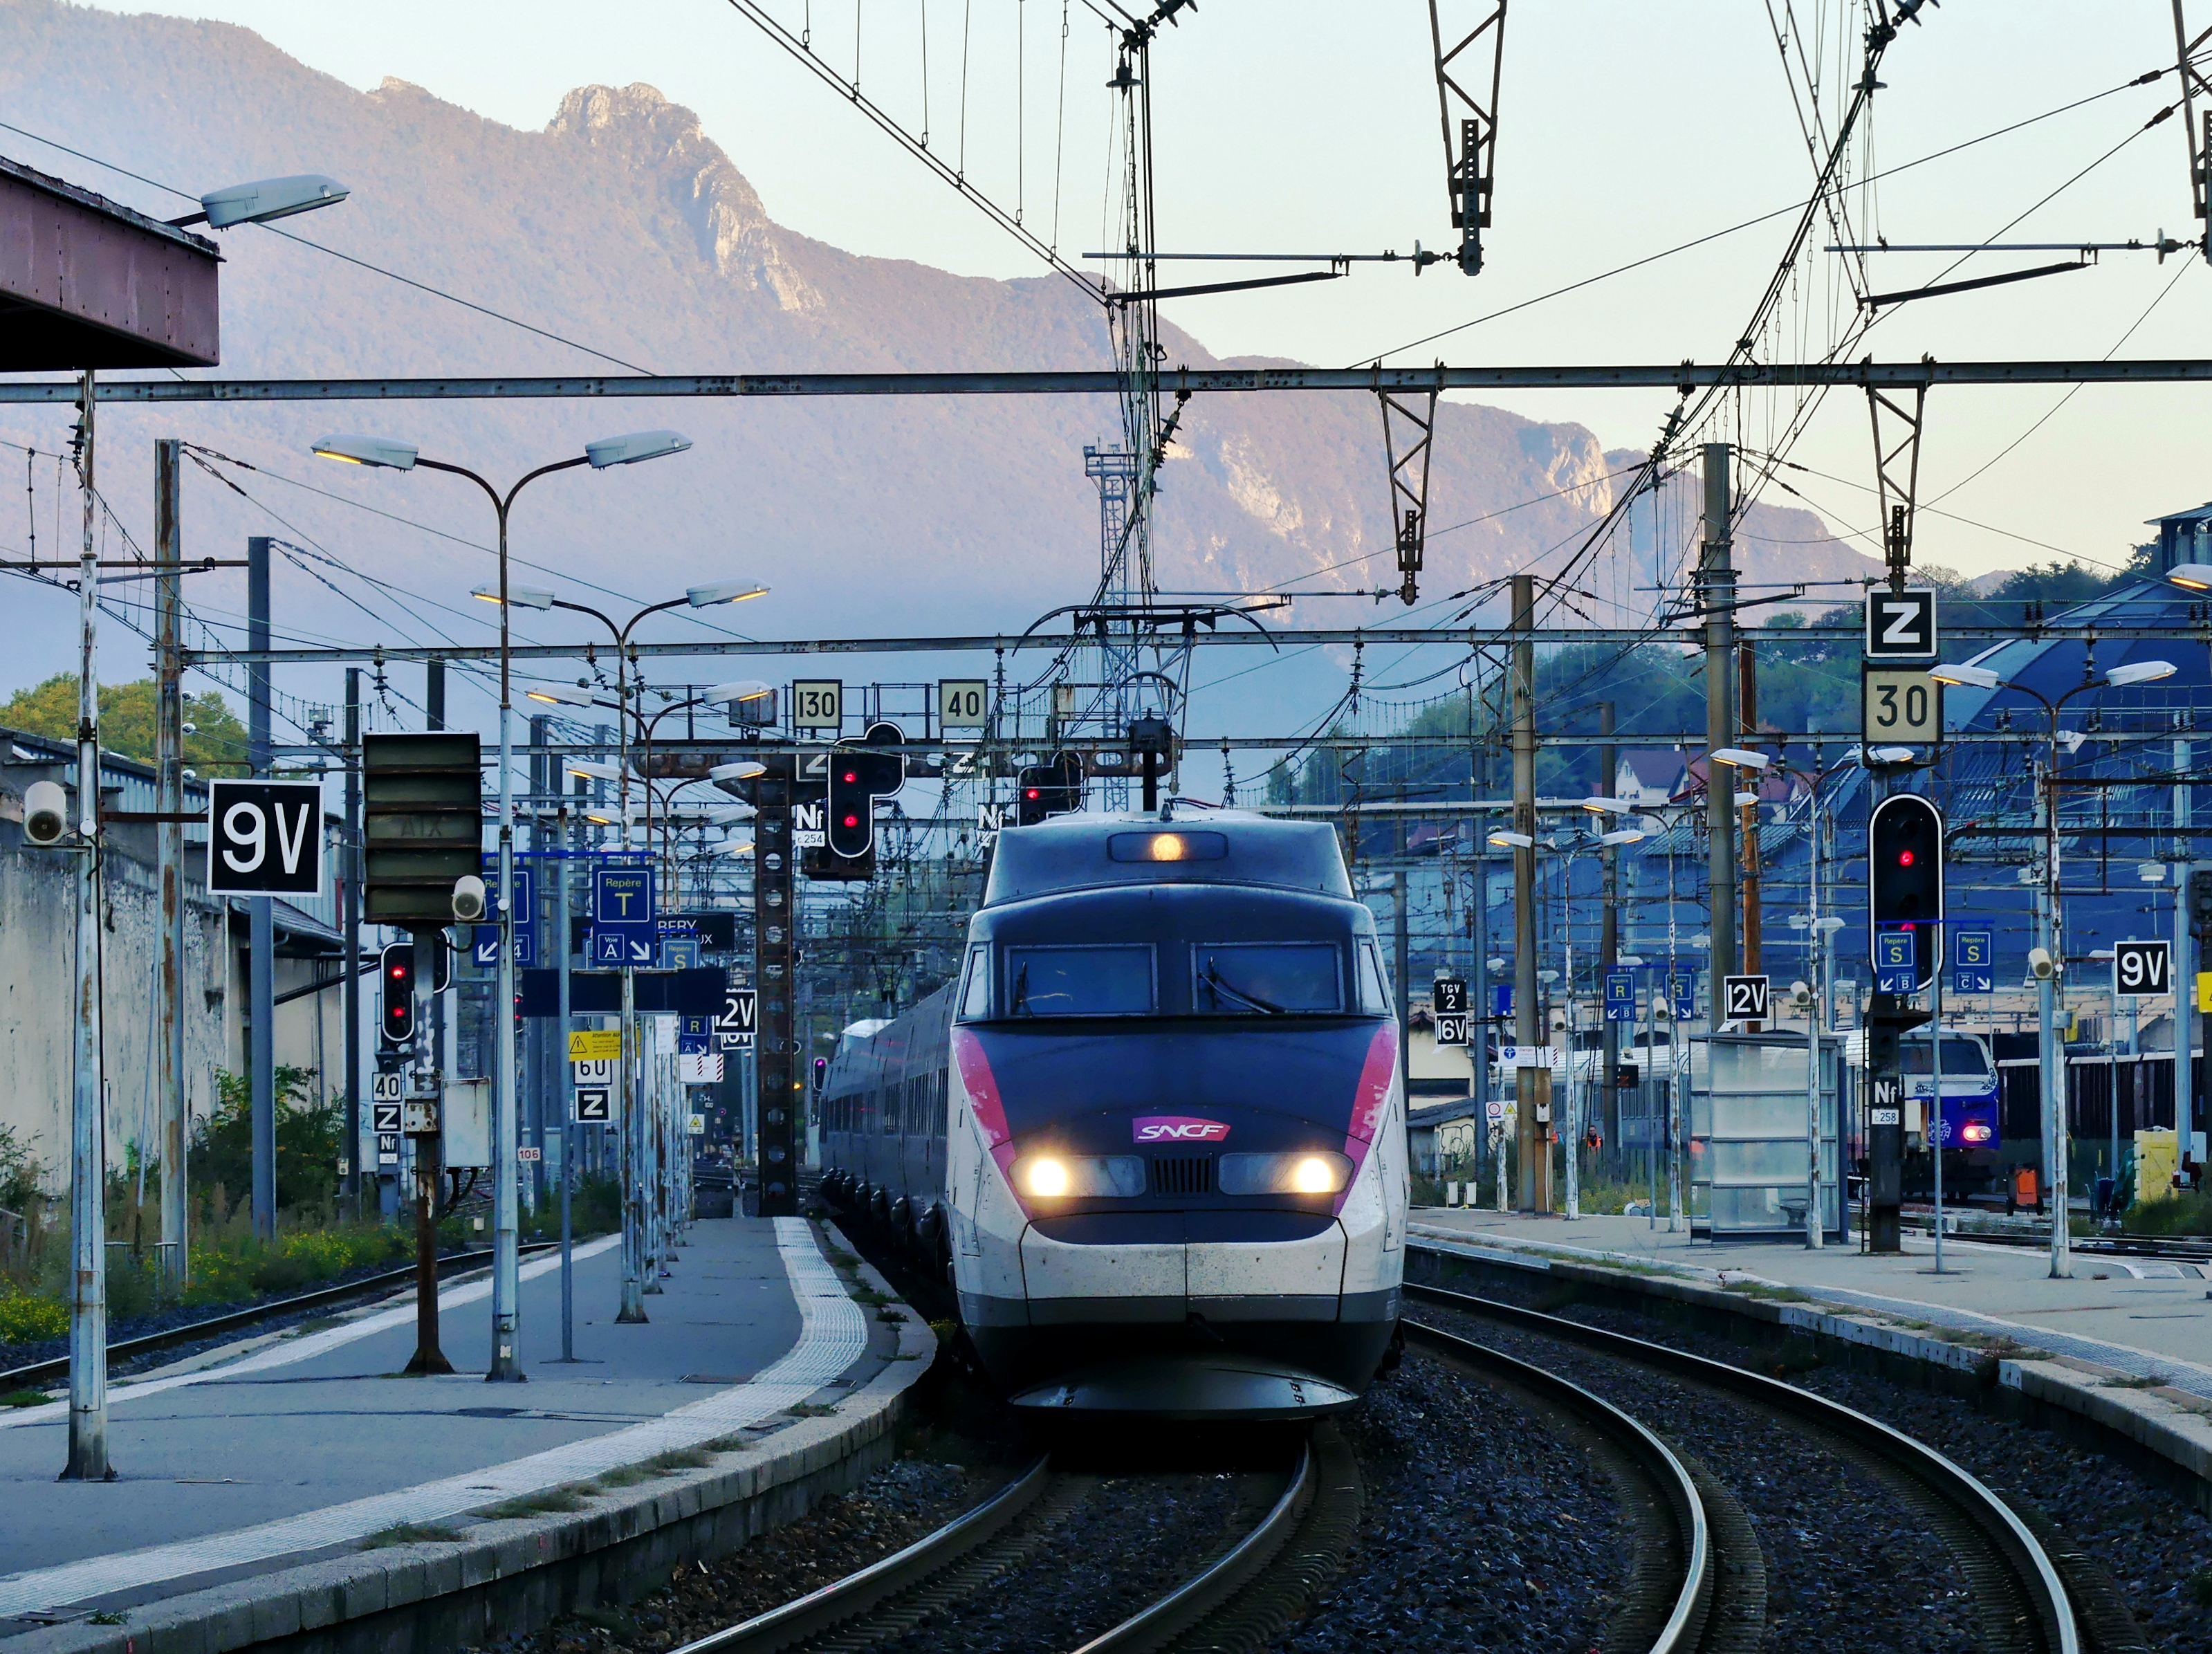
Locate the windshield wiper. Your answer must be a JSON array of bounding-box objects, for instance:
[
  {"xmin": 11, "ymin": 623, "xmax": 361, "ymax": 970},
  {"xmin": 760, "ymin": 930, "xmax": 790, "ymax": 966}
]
[
  {"xmin": 1204, "ymin": 959, "xmax": 1284, "ymax": 1015},
  {"xmin": 1011, "ymin": 962, "xmax": 1031, "ymax": 1016}
]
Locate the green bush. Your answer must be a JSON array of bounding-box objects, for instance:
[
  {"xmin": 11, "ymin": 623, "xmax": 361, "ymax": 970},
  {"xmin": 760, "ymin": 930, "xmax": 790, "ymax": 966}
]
[
  {"xmin": 0, "ymin": 1291, "xmax": 68, "ymax": 1345},
  {"xmin": 192, "ymin": 1067, "xmax": 340, "ymax": 1218},
  {"xmin": 2125, "ymin": 1191, "xmax": 2212, "ymax": 1237}
]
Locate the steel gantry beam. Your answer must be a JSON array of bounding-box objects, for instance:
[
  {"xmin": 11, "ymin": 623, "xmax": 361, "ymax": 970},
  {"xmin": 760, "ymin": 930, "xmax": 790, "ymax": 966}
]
[
  {"xmin": 15, "ymin": 360, "xmax": 2212, "ymax": 403},
  {"xmin": 186, "ymin": 621, "xmax": 2212, "ymax": 668}
]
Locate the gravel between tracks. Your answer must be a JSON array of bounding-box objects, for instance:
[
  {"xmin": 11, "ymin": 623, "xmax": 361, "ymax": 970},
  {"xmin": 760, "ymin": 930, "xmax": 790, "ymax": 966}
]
[
  {"xmin": 1545, "ymin": 1296, "xmax": 2212, "ymax": 1654},
  {"xmin": 862, "ymin": 1467, "xmax": 1262, "ymax": 1653},
  {"xmin": 1271, "ymin": 1347, "xmax": 1625, "ymax": 1653},
  {"xmin": 1411, "ymin": 1298, "xmax": 1984, "ymax": 1653},
  {"xmin": 481, "ymin": 1455, "xmax": 1000, "ymax": 1654}
]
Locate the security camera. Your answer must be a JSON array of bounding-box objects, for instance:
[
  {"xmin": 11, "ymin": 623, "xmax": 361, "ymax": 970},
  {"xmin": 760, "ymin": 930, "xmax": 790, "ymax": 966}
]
[
  {"xmin": 452, "ymin": 874, "xmax": 488, "ymax": 923},
  {"xmin": 2027, "ymin": 946, "xmax": 2058, "ymax": 981},
  {"xmin": 22, "ymin": 780, "xmax": 67, "ymax": 846},
  {"xmin": 1789, "ymin": 980, "xmax": 1814, "ymax": 1010}
]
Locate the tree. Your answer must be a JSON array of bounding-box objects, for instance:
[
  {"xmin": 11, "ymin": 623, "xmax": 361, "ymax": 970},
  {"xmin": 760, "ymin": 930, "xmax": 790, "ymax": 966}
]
[{"xmin": 0, "ymin": 677, "xmax": 248, "ymax": 774}]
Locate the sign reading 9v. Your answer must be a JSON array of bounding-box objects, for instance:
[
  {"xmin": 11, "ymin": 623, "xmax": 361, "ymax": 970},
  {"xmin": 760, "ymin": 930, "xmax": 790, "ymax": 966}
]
[{"xmin": 207, "ymin": 780, "xmax": 324, "ymax": 897}]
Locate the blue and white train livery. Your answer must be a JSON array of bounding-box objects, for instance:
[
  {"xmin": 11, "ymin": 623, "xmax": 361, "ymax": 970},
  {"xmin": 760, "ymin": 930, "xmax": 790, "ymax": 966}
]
[{"xmin": 821, "ymin": 812, "xmax": 1408, "ymax": 1419}]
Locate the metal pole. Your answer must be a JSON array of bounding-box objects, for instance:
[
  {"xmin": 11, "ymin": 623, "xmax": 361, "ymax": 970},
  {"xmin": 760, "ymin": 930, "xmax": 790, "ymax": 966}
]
[
  {"xmin": 1599, "ymin": 703, "xmax": 1620, "ymax": 1162},
  {"xmin": 488, "ymin": 499, "xmax": 522, "ymax": 1382},
  {"xmin": 1393, "ymin": 868, "xmax": 1410, "ymax": 1080},
  {"xmin": 1511, "ymin": 573, "xmax": 1545, "ymax": 1213},
  {"xmin": 557, "ymin": 799, "xmax": 576, "ymax": 1361},
  {"xmin": 247, "ymin": 536, "xmax": 276, "ymax": 1242},
  {"xmin": 404, "ymin": 921, "xmax": 453, "ymax": 1373},
  {"xmin": 2040, "ymin": 755, "xmax": 2071, "ymax": 1277},
  {"xmin": 1703, "ymin": 444, "xmax": 1738, "ymax": 1015},
  {"xmin": 2177, "ymin": 861, "xmax": 2199, "ymax": 1203},
  {"xmin": 63, "ymin": 367, "xmax": 110, "ymax": 1482},
  {"xmin": 1806, "ymin": 787, "xmax": 1825, "ymax": 1251},
  {"xmin": 1564, "ymin": 850, "xmax": 1581, "ymax": 1221},
  {"xmin": 342, "ymin": 670, "xmax": 362, "ymax": 1215},
  {"xmin": 1471, "ymin": 866, "xmax": 1491, "ymax": 1173},
  {"xmin": 154, "ymin": 438, "xmax": 187, "ymax": 1290},
  {"xmin": 1930, "ymin": 926, "xmax": 1946, "ymax": 1273},
  {"xmin": 617, "ymin": 962, "xmax": 646, "ymax": 1322}
]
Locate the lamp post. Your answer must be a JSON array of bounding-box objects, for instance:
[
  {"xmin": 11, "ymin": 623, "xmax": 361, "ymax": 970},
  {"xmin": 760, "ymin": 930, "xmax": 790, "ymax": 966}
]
[
  {"xmin": 1930, "ymin": 654, "xmax": 2175, "ymax": 1278},
  {"xmin": 312, "ymin": 430, "xmax": 696, "ymax": 1379},
  {"xmin": 517, "ymin": 604, "xmax": 767, "ymax": 1325}
]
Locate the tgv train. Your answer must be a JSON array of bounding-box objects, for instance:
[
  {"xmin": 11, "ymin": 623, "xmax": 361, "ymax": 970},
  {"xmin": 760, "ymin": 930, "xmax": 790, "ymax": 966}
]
[{"xmin": 820, "ymin": 812, "xmax": 1408, "ymax": 1418}]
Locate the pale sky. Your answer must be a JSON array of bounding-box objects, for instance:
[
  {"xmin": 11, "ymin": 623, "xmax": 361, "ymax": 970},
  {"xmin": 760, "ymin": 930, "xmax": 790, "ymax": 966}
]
[{"xmin": 93, "ymin": 0, "xmax": 2212, "ymax": 578}]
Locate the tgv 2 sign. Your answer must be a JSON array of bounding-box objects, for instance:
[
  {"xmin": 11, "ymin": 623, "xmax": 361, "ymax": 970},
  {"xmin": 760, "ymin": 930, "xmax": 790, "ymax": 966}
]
[{"xmin": 206, "ymin": 780, "xmax": 324, "ymax": 897}]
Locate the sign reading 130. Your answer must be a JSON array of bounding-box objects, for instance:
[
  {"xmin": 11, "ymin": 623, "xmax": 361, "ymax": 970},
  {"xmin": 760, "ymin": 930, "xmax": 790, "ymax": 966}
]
[{"xmin": 790, "ymin": 679, "xmax": 842, "ymax": 734}]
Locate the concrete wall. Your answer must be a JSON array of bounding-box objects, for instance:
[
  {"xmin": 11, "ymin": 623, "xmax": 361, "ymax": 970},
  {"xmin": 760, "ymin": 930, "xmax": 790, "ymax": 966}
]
[{"xmin": 0, "ymin": 785, "xmax": 345, "ymax": 1199}]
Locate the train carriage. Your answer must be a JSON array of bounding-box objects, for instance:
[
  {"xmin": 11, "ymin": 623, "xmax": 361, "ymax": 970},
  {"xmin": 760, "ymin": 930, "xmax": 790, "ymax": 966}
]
[{"xmin": 822, "ymin": 811, "xmax": 1408, "ymax": 1419}]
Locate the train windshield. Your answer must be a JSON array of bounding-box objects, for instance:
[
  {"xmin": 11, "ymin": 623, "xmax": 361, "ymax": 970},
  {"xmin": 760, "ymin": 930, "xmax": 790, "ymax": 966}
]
[
  {"xmin": 1900, "ymin": 1037, "xmax": 1990, "ymax": 1077},
  {"xmin": 1194, "ymin": 943, "xmax": 1343, "ymax": 1015},
  {"xmin": 1006, "ymin": 945, "xmax": 1156, "ymax": 1017}
]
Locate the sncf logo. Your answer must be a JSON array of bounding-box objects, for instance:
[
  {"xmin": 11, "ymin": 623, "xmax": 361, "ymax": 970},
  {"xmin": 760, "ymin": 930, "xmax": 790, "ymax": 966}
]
[{"xmin": 1133, "ymin": 1115, "xmax": 1230, "ymax": 1143}]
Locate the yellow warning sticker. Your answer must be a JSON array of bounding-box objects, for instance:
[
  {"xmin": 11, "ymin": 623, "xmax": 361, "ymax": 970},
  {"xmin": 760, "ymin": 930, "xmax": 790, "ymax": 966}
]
[{"xmin": 568, "ymin": 1029, "xmax": 623, "ymax": 1060}]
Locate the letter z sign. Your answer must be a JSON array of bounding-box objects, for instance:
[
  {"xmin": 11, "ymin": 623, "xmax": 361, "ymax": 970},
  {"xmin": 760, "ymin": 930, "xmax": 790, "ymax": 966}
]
[
  {"xmin": 1865, "ymin": 587, "xmax": 1937, "ymax": 662},
  {"xmin": 208, "ymin": 780, "xmax": 324, "ymax": 897}
]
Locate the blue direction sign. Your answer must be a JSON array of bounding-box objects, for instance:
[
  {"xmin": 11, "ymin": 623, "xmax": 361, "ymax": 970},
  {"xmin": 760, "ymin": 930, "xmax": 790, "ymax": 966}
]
[
  {"xmin": 1668, "ymin": 973, "xmax": 1697, "ymax": 1020},
  {"xmin": 1954, "ymin": 928, "xmax": 1993, "ymax": 995},
  {"xmin": 1491, "ymin": 983, "xmax": 1513, "ymax": 1019},
  {"xmin": 1603, "ymin": 968, "xmax": 1637, "ymax": 1022},
  {"xmin": 1875, "ymin": 925, "xmax": 1917, "ymax": 994},
  {"xmin": 473, "ymin": 866, "xmax": 536, "ymax": 968},
  {"xmin": 591, "ymin": 867, "xmax": 656, "ymax": 964},
  {"xmin": 679, "ymin": 1014, "xmax": 713, "ymax": 1055}
]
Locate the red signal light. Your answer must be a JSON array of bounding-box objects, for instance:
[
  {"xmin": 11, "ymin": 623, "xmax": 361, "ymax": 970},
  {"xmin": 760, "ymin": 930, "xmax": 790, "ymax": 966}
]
[
  {"xmin": 1898, "ymin": 849, "xmax": 1915, "ymax": 866},
  {"xmin": 1025, "ymin": 787, "xmax": 1041, "ymax": 800},
  {"xmin": 841, "ymin": 813, "xmax": 860, "ymax": 829},
  {"xmin": 840, "ymin": 768, "xmax": 858, "ymax": 784}
]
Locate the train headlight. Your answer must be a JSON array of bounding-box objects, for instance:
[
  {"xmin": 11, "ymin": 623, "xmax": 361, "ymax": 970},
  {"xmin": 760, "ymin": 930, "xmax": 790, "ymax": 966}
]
[
  {"xmin": 1219, "ymin": 1150, "xmax": 1354, "ymax": 1195},
  {"xmin": 1011, "ymin": 1155, "xmax": 1145, "ymax": 1198},
  {"xmin": 1962, "ymin": 1123, "xmax": 1991, "ymax": 1143}
]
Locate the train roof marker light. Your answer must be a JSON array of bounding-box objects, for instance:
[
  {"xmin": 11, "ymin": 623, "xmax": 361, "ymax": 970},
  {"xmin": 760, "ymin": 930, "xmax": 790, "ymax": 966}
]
[
  {"xmin": 2104, "ymin": 659, "xmax": 2176, "ymax": 687},
  {"xmin": 2167, "ymin": 562, "xmax": 2212, "ymax": 591},
  {"xmin": 1929, "ymin": 661, "xmax": 2000, "ymax": 690}
]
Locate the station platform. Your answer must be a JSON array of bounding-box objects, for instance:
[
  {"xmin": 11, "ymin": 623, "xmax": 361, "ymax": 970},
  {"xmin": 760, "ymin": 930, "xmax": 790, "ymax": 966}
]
[
  {"xmin": 1410, "ymin": 1206, "xmax": 2212, "ymax": 1402},
  {"xmin": 0, "ymin": 1214, "xmax": 869, "ymax": 1624}
]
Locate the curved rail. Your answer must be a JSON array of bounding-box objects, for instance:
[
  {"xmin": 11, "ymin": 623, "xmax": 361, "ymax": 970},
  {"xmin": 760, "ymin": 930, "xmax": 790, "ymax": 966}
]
[
  {"xmin": 1068, "ymin": 1441, "xmax": 1316, "ymax": 1654},
  {"xmin": 1405, "ymin": 1279, "xmax": 2081, "ymax": 1654},
  {"xmin": 668, "ymin": 1457, "xmax": 1053, "ymax": 1654},
  {"xmin": 0, "ymin": 1240, "xmax": 562, "ymax": 1392},
  {"xmin": 1403, "ymin": 1318, "xmax": 1713, "ymax": 1654}
]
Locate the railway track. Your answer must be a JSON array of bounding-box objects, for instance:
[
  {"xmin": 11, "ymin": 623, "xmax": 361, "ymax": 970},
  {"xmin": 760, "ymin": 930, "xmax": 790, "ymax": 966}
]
[
  {"xmin": 665, "ymin": 1431, "xmax": 1362, "ymax": 1654},
  {"xmin": 1405, "ymin": 1280, "xmax": 2085, "ymax": 1654},
  {"xmin": 0, "ymin": 1240, "xmax": 562, "ymax": 1393}
]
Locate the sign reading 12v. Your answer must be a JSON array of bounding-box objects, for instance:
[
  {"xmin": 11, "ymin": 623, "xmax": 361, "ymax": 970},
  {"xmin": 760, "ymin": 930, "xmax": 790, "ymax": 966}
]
[{"xmin": 208, "ymin": 779, "xmax": 324, "ymax": 897}]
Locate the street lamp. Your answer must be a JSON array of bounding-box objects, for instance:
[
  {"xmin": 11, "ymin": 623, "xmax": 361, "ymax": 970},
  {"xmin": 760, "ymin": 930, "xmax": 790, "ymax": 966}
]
[
  {"xmin": 169, "ymin": 173, "xmax": 349, "ymax": 229},
  {"xmin": 311, "ymin": 428, "xmax": 694, "ymax": 1379},
  {"xmin": 1927, "ymin": 652, "xmax": 2176, "ymax": 1278}
]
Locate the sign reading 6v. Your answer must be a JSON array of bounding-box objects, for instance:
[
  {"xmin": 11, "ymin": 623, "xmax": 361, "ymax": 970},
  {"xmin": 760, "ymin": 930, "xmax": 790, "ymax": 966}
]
[{"xmin": 208, "ymin": 779, "xmax": 324, "ymax": 896}]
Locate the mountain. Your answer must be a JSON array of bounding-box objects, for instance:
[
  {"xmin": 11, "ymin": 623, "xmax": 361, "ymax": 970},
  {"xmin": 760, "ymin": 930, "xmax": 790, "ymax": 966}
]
[{"xmin": 0, "ymin": 1, "xmax": 1873, "ymax": 725}]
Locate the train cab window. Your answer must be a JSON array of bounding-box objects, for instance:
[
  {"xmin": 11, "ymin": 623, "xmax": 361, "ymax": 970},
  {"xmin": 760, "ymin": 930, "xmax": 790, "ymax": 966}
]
[
  {"xmin": 958, "ymin": 945, "xmax": 993, "ymax": 1020},
  {"xmin": 1356, "ymin": 942, "xmax": 1392, "ymax": 1016},
  {"xmin": 1004, "ymin": 945, "xmax": 1156, "ymax": 1016},
  {"xmin": 1901, "ymin": 1038, "xmax": 1989, "ymax": 1076},
  {"xmin": 1194, "ymin": 943, "xmax": 1342, "ymax": 1014}
]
